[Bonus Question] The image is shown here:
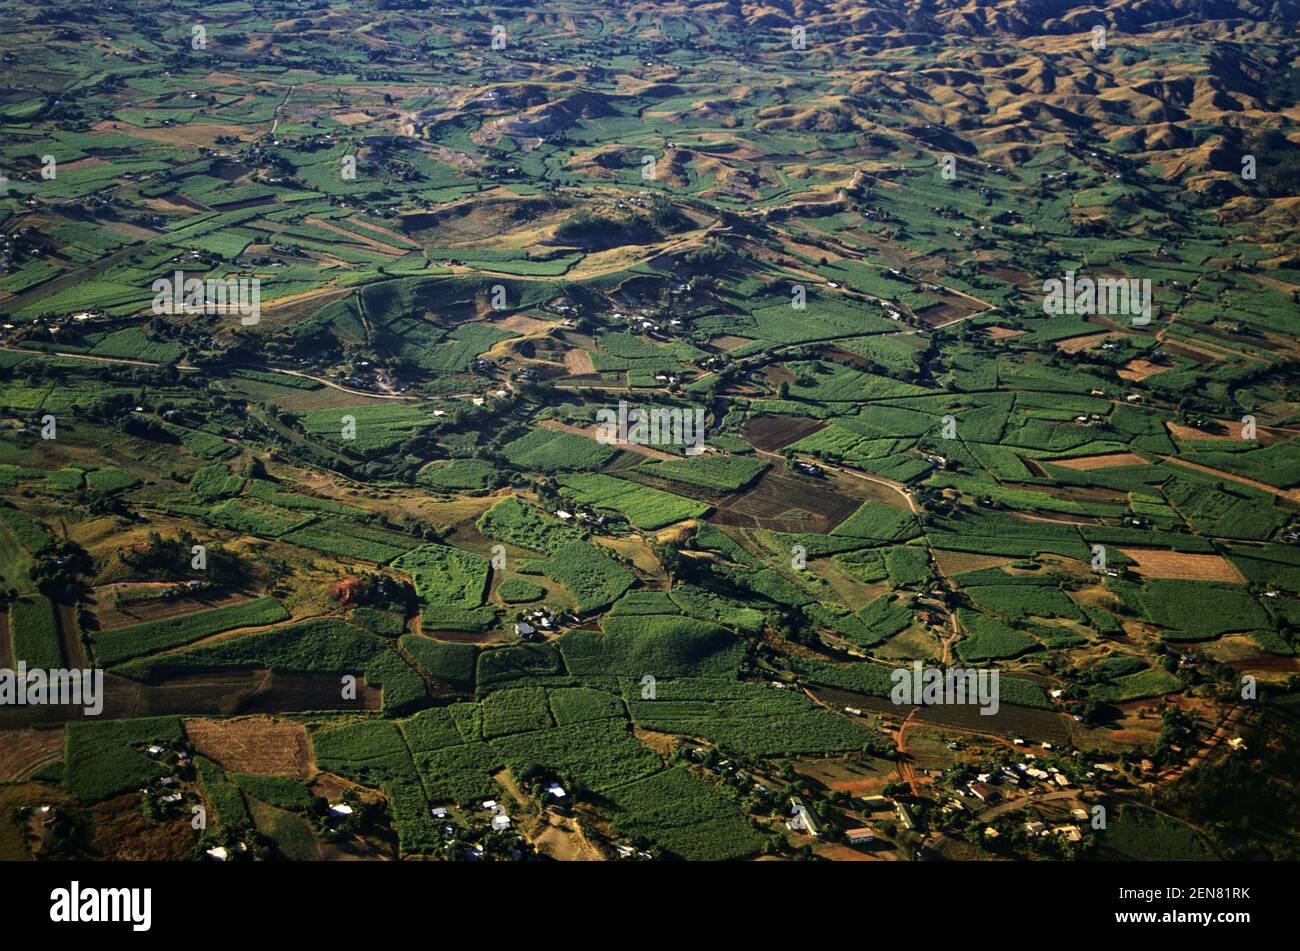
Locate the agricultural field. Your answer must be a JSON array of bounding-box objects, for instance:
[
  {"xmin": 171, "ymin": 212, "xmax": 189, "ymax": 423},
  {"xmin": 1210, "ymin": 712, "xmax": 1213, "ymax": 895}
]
[
  {"xmin": 89, "ymin": 596, "xmax": 289, "ymax": 666},
  {"xmin": 0, "ymin": 0, "xmax": 1297, "ymax": 873}
]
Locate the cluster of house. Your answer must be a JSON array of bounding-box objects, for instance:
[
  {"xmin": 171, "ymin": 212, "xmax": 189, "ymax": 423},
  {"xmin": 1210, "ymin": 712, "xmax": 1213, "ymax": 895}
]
[
  {"xmin": 4, "ymin": 307, "xmax": 111, "ymax": 341},
  {"xmin": 1012, "ymin": 808, "xmax": 1091, "ymax": 843},
  {"xmin": 141, "ymin": 741, "xmax": 192, "ymax": 812},
  {"xmin": 614, "ymin": 306, "xmax": 686, "ymax": 341},
  {"xmin": 1002, "ymin": 743, "xmax": 1075, "ymax": 790},
  {"xmin": 480, "ymin": 799, "xmax": 512, "ymax": 833},
  {"xmin": 554, "ymin": 507, "xmax": 606, "ymax": 526},
  {"xmin": 613, "ymin": 843, "xmax": 654, "ymax": 860},
  {"xmin": 340, "ymin": 360, "xmax": 408, "ymax": 394},
  {"xmin": 683, "ymin": 746, "xmax": 775, "ymax": 801},
  {"xmin": 428, "ymin": 806, "xmax": 465, "ymax": 849},
  {"xmin": 515, "ymin": 606, "xmax": 561, "ymax": 639},
  {"xmin": 788, "ymin": 793, "xmax": 898, "ymax": 845}
]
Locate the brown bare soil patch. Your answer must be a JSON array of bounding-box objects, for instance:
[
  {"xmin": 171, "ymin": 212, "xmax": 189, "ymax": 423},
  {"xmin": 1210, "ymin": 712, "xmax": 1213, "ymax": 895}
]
[
  {"xmin": 1166, "ymin": 421, "xmax": 1238, "ymax": 442},
  {"xmin": 92, "ymin": 119, "xmax": 256, "ymax": 147},
  {"xmin": 931, "ymin": 549, "xmax": 1015, "ymax": 578},
  {"xmin": 1118, "ymin": 358, "xmax": 1168, "ymax": 381},
  {"xmin": 89, "ymin": 792, "xmax": 196, "ymax": 860},
  {"xmin": 709, "ymin": 334, "xmax": 756, "ymax": 351},
  {"xmin": 632, "ymin": 727, "xmax": 677, "ymax": 757},
  {"xmin": 493, "ymin": 313, "xmax": 552, "ymax": 334},
  {"xmin": 90, "ymin": 583, "xmax": 254, "ymax": 631},
  {"xmin": 809, "ymin": 685, "xmax": 1073, "ymax": 744},
  {"xmin": 764, "ymin": 365, "xmax": 795, "ymax": 387},
  {"xmin": 715, "ymin": 469, "xmax": 862, "ymax": 533},
  {"xmin": 1162, "ymin": 341, "xmax": 1220, "ymax": 365},
  {"xmin": 530, "ymin": 813, "xmax": 607, "ymax": 861},
  {"xmin": 1055, "ymin": 331, "xmax": 1117, "ymax": 353},
  {"xmin": 186, "ymin": 717, "xmax": 312, "ymax": 778},
  {"xmin": 61, "ymin": 157, "xmax": 109, "ymax": 171},
  {"xmin": 984, "ymin": 326, "xmax": 1026, "ymax": 340},
  {"xmin": 1119, "ymin": 549, "xmax": 1244, "ymax": 583},
  {"xmin": 1015, "ymin": 510, "xmax": 1103, "ymax": 526},
  {"xmin": 741, "ymin": 414, "xmax": 826, "ymax": 452},
  {"xmin": 0, "ymin": 728, "xmax": 64, "ymax": 781},
  {"xmin": 1050, "ymin": 451, "xmax": 1149, "ymax": 471},
  {"xmin": 921, "ymin": 298, "xmax": 985, "ymax": 327},
  {"xmin": 815, "ymin": 842, "xmax": 877, "ymax": 861},
  {"xmin": 986, "ymin": 267, "xmax": 1035, "ymax": 286},
  {"xmin": 820, "ymin": 344, "xmax": 871, "ymax": 366},
  {"xmin": 1203, "ymin": 636, "xmax": 1299, "ymax": 677},
  {"xmin": 595, "ymin": 535, "xmax": 662, "ymax": 575}
]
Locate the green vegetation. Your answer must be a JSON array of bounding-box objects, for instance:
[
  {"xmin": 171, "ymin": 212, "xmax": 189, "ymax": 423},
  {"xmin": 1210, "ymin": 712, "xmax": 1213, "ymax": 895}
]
[
  {"xmin": 64, "ymin": 717, "xmax": 185, "ymax": 801},
  {"xmin": 4, "ymin": 0, "xmax": 1299, "ymax": 865},
  {"xmin": 9, "ymin": 594, "xmax": 63, "ymax": 668},
  {"xmin": 557, "ymin": 473, "xmax": 710, "ymax": 529},
  {"xmin": 496, "ymin": 578, "xmax": 546, "ymax": 603},
  {"xmin": 501, "ymin": 428, "xmax": 617, "ymax": 472},
  {"xmin": 540, "ymin": 542, "xmax": 635, "ymax": 613},
  {"xmin": 637, "ymin": 454, "xmax": 769, "ymax": 492},
  {"xmin": 91, "ymin": 596, "xmax": 289, "ymax": 665}
]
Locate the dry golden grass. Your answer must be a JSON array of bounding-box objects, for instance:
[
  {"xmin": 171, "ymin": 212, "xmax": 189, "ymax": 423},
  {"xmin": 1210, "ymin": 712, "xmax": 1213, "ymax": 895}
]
[
  {"xmin": 187, "ymin": 717, "xmax": 313, "ymax": 778},
  {"xmin": 1118, "ymin": 358, "xmax": 1169, "ymax": 381},
  {"xmin": 1051, "ymin": 452, "xmax": 1150, "ymax": 470}
]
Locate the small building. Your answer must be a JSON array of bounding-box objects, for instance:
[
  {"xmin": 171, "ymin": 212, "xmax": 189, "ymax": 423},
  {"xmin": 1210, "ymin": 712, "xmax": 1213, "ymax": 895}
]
[
  {"xmin": 843, "ymin": 827, "xmax": 876, "ymax": 845},
  {"xmin": 328, "ymin": 803, "xmax": 355, "ymax": 818},
  {"xmin": 491, "ymin": 814, "xmax": 512, "ymax": 832},
  {"xmin": 788, "ymin": 798, "xmax": 823, "ymax": 838}
]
